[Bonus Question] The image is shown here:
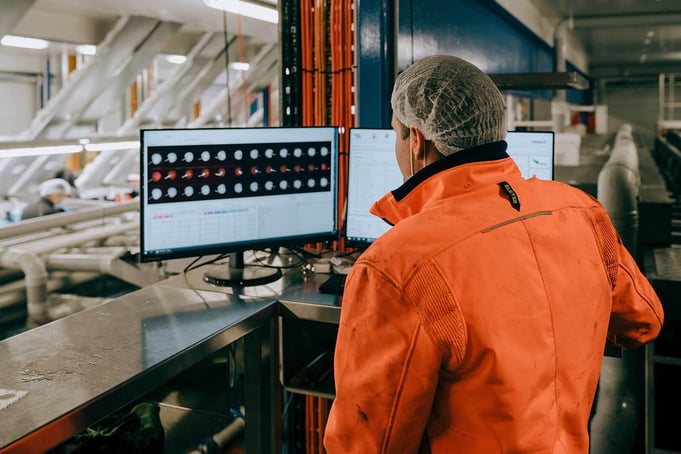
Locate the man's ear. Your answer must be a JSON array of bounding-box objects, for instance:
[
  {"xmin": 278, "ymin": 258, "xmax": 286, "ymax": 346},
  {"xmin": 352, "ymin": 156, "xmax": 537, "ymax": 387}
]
[{"xmin": 409, "ymin": 126, "xmax": 427, "ymax": 159}]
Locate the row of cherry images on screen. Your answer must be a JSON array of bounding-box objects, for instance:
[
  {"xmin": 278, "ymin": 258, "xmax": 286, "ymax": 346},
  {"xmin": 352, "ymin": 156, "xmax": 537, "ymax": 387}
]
[{"xmin": 146, "ymin": 141, "xmax": 333, "ymax": 204}]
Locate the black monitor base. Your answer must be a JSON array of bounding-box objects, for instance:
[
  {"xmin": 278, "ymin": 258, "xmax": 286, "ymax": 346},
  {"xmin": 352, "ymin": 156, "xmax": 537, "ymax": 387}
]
[{"xmin": 203, "ymin": 266, "xmax": 282, "ymax": 288}]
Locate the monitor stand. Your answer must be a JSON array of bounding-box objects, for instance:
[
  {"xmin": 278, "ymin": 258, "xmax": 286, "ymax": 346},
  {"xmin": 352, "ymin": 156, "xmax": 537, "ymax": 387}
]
[{"xmin": 202, "ymin": 251, "xmax": 282, "ymax": 288}]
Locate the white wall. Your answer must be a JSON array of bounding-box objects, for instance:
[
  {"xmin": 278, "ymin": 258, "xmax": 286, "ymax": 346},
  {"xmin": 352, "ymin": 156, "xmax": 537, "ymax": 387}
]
[
  {"xmin": 0, "ymin": 49, "xmax": 44, "ymax": 137},
  {"xmin": 0, "ymin": 81, "xmax": 36, "ymax": 137}
]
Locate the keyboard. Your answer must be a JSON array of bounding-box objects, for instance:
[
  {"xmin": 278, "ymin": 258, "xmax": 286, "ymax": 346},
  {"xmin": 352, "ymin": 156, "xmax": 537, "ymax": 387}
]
[{"xmin": 318, "ymin": 273, "xmax": 348, "ymax": 295}]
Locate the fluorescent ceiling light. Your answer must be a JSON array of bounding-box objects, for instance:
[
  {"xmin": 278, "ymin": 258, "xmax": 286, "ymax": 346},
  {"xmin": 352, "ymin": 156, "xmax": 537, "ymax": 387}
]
[
  {"xmin": 1, "ymin": 35, "xmax": 49, "ymax": 50},
  {"xmin": 230, "ymin": 62, "xmax": 250, "ymax": 71},
  {"xmin": 165, "ymin": 54, "xmax": 187, "ymax": 64},
  {"xmin": 76, "ymin": 44, "xmax": 97, "ymax": 56},
  {"xmin": 203, "ymin": 0, "xmax": 278, "ymax": 24},
  {"xmin": 0, "ymin": 139, "xmax": 139, "ymax": 158},
  {"xmin": 0, "ymin": 144, "xmax": 81, "ymax": 159},
  {"xmin": 84, "ymin": 141, "xmax": 140, "ymax": 152}
]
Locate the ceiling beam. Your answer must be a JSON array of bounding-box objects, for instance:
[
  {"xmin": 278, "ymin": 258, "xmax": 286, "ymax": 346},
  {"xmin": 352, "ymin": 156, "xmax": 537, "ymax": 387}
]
[
  {"xmin": 0, "ymin": 0, "xmax": 36, "ymax": 37},
  {"xmin": 12, "ymin": 7, "xmax": 111, "ymax": 45},
  {"xmin": 188, "ymin": 43, "xmax": 278, "ymax": 128},
  {"xmin": 489, "ymin": 71, "xmax": 589, "ymax": 90},
  {"xmin": 590, "ymin": 60, "xmax": 681, "ymax": 79},
  {"xmin": 18, "ymin": 16, "xmax": 163, "ymax": 141},
  {"xmin": 573, "ymin": 13, "xmax": 681, "ymax": 29},
  {"xmin": 164, "ymin": 54, "xmax": 232, "ymax": 124},
  {"xmin": 116, "ymin": 32, "xmax": 219, "ymax": 135},
  {"xmin": 77, "ymin": 21, "xmax": 183, "ymax": 126}
]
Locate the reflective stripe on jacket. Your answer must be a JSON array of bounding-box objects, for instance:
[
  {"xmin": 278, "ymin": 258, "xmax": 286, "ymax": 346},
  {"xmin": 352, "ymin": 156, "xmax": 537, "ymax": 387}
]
[{"xmin": 324, "ymin": 140, "xmax": 664, "ymax": 453}]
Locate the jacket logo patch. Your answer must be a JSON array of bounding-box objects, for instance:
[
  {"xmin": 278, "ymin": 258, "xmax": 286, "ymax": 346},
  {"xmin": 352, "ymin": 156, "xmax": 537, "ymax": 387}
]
[{"xmin": 498, "ymin": 181, "xmax": 520, "ymax": 211}]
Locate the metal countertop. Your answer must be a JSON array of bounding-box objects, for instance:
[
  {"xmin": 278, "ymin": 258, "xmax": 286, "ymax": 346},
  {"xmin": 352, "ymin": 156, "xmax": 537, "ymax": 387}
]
[{"xmin": 0, "ymin": 267, "xmax": 286, "ymax": 453}]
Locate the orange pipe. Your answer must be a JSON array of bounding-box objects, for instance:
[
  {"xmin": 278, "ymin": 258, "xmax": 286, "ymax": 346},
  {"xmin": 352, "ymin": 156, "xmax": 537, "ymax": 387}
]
[
  {"xmin": 129, "ymin": 80, "xmax": 138, "ymax": 117},
  {"xmin": 193, "ymin": 100, "xmax": 201, "ymax": 119},
  {"xmin": 317, "ymin": 396, "xmax": 325, "ymax": 453},
  {"xmin": 67, "ymin": 53, "xmax": 77, "ymax": 74}
]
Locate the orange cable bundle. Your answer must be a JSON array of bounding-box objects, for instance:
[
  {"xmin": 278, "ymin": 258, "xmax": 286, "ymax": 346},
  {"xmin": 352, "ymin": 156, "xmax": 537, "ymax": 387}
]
[
  {"xmin": 345, "ymin": 0, "xmax": 355, "ymax": 130},
  {"xmin": 330, "ymin": 0, "xmax": 338, "ymax": 127},
  {"xmin": 299, "ymin": 2, "xmax": 356, "ymax": 446},
  {"xmin": 317, "ymin": 0, "xmax": 329, "ymax": 126},
  {"xmin": 333, "ymin": 0, "xmax": 346, "ymax": 252},
  {"xmin": 301, "ymin": 0, "xmax": 313, "ymax": 126},
  {"xmin": 338, "ymin": 0, "xmax": 357, "ymax": 252},
  {"xmin": 311, "ymin": 0, "xmax": 318, "ymax": 126},
  {"xmin": 317, "ymin": 396, "xmax": 328, "ymax": 453}
]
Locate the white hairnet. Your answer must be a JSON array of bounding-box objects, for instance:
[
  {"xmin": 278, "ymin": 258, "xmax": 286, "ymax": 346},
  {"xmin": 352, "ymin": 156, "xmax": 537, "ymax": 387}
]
[
  {"xmin": 39, "ymin": 178, "xmax": 72, "ymax": 197},
  {"xmin": 391, "ymin": 55, "xmax": 507, "ymax": 156}
]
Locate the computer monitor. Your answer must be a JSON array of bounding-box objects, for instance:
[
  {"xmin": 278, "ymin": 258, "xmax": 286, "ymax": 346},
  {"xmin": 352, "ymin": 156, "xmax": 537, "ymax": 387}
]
[
  {"xmin": 345, "ymin": 128, "xmax": 403, "ymax": 246},
  {"xmin": 140, "ymin": 126, "xmax": 339, "ymax": 286},
  {"xmin": 344, "ymin": 128, "xmax": 555, "ymax": 248},
  {"xmin": 505, "ymin": 130, "xmax": 555, "ymax": 181}
]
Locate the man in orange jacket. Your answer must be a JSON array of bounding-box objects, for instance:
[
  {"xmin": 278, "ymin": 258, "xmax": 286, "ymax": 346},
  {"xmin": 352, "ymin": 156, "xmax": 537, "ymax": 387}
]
[{"xmin": 324, "ymin": 55, "xmax": 664, "ymax": 453}]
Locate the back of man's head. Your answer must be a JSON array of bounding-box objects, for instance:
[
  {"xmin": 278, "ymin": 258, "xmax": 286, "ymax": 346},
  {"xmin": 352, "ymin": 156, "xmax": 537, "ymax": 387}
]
[
  {"xmin": 391, "ymin": 54, "xmax": 506, "ymax": 156},
  {"xmin": 39, "ymin": 178, "xmax": 72, "ymax": 198}
]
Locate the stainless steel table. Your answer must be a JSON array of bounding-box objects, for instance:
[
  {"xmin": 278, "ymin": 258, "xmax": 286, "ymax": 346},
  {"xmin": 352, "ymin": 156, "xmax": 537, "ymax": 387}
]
[{"xmin": 0, "ymin": 265, "xmax": 313, "ymax": 453}]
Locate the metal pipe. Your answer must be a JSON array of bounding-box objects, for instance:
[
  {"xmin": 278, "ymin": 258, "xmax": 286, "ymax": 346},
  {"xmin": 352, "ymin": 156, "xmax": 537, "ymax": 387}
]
[
  {"xmin": 592, "ymin": 124, "xmax": 644, "ymax": 454},
  {"xmin": 554, "ymin": 19, "xmax": 569, "ymax": 74},
  {"xmin": 0, "ymin": 250, "xmax": 49, "ymax": 324},
  {"xmin": 0, "ymin": 200, "xmax": 138, "ymax": 240},
  {"xmin": 46, "ymin": 250, "xmax": 127, "ymax": 271},
  {"xmin": 597, "ymin": 125, "xmax": 640, "ymax": 255},
  {"xmin": 0, "ymin": 271, "xmax": 99, "ymax": 311},
  {"xmin": 8, "ymin": 220, "xmax": 137, "ymax": 256},
  {"xmin": 102, "ymin": 234, "xmax": 138, "ymax": 247},
  {"xmin": 46, "ymin": 250, "xmax": 160, "ymax": 288},
  {"xmin": 552, "ymin": 18, "xmax": 573, "ymax": 132},
  {"xmin": 0, "ymin": 219, "xmax": 137, "ymax": 324},
  {"xmin": 186, "ymin": 412, "xmax": 246, "ymax": 454}
]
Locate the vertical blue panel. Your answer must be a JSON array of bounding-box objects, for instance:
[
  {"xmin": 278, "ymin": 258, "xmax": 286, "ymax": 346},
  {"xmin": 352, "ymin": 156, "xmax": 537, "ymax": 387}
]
[
  {"xmin": 356, "ymin": 0, "xmax": 396, "ymax": 128},
  {"xmin": 396, "ymin": 0, "xmax": 554, "ymax": 75},
  {"xmin": 262, "ymin": 86, "xmax": 270, "ymax": 127},
  {"xmin": 356, "ymin": 0, "xmax": 591, "ymax": 126},
  {"xmin": 44, "ymin": 56, "xmax": 51, "ymax": 107}
]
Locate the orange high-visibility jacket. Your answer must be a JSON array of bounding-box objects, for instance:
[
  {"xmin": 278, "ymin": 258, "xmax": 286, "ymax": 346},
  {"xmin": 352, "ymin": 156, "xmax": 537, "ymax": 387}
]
[{"xmin": 324, "ymin": 141, "xmax": 664, "ymax": 453}]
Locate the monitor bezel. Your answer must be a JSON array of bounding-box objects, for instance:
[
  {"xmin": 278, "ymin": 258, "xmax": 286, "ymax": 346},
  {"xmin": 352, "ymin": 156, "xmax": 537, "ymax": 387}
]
[
  {"xmin": 344, "ymin": 127, "xmax": 400, "ymax": 249},
  {"xmin": 139, "ymin": 126, "xmax": 340, "ymax": 263}
]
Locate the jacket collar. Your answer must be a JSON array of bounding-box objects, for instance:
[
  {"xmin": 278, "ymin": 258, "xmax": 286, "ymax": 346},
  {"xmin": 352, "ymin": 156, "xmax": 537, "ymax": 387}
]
[{"xmin": 370, "ymin": 140, "xmax": 520, "ymax": 226}]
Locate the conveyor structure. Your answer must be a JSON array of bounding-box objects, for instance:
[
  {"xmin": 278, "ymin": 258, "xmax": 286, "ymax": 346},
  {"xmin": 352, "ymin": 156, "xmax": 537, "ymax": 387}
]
[{"xmin": 0, "ymin": 200, "xmax": 161, "ymax": 326}]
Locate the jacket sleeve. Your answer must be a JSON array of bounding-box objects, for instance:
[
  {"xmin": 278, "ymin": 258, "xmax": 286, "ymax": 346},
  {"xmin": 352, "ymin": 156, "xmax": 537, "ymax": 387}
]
[
  {"xmin": 323, "ymin": 263, "xmax": 443, "ymax": 453},
  {"xmin": 607, "ymin": 241, "xmax": 664, "ymax": 348}
]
